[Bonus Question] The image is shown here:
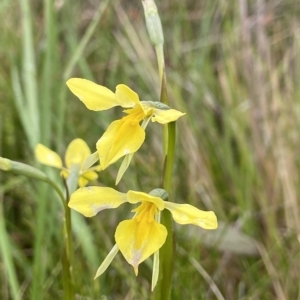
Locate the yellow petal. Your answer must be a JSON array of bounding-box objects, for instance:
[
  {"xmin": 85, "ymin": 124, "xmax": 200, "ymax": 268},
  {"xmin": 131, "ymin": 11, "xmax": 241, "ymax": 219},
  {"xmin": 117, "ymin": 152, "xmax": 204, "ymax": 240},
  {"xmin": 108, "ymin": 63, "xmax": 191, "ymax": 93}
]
[
  {"xmin": 35, "ymin": 144, "xmax": 63, "ymax": 169},
  {"xmin": 78, "ymin": 171, "xmax": 98, "ymax": 187},
  {"xmin": 127, "ymin": 190, "xmax": 165, "ymax": 210},
  {"xmin": 69, "ymin": 187, "xmax": 127, "ymax": 217},
  {"xmin": 78, "ymin": 177, "xmax": 88, "ymax": 188},
  {"xmin": 125, "ymin": 102, "xmax": 152, "ymax": 117},
  {"xmin": 96, "ymin": 116, "xmax": 145, "ymax": 169},
  {"xmin": 66, "ymin": 78, "xmax": 120, "ymax": 111},
  {"xmin": 92, "ymin": 165, "xmax": 103, "ymax": 172},
  {"xmin": 164, "ymin": 202, "xmax": 218, "ymax": 229},
  {"xmin": 115, "ymin": 218, "xmax": 167, "ymax": 274},
  {"xmin": 115, "ymin": 84, "xmax": 140, "ymax": 107},
  {"xmin": 151, "ymin": 108, "xmax": 185, "ymax": 124},
  {"xmin": 65, "ymin": 138, "xmax": 91, "ymax": 169},
  {"xmin": 81, "ymin": 170, "xmax": 98, "ymax": 181}
]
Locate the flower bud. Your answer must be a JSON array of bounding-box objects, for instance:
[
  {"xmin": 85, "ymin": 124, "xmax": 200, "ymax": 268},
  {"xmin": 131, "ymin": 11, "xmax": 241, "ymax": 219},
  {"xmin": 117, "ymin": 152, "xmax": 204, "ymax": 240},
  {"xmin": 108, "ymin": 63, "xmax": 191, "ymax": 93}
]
[
  {"xmin": 0, "ymin": 157, "xmax": 11, "ymax": 171},
  {"xmin": 0, "ymin": 156, "xmax": 48, "ymax": 181},
  {"xmin": 142, "ymin": 0, "xmax": 164, "ymax": 47},
  {"xmin": 149, "ymin": 188, "xmax": 168, "ymax": 201}
]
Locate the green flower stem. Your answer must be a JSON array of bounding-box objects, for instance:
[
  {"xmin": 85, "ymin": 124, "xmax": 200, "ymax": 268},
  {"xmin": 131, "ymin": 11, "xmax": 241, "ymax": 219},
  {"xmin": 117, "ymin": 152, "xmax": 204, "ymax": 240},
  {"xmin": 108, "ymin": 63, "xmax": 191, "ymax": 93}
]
[
  {"xmin": 152, "ymin": 121, "xmax": 176, "ymax": 300},
  {"xmin": 160, "ymin": 71, "xmax": 170, "ymax": 156},
  {"xmin": 154, "ymin": 209, "xmax": 173, "ymax": 300},
  {"xmin": 62, "ymin": 198, "xmax": 75, "ymax": 300},
  {"xmin": 152, "ymin": 16, "xmax": 175, "ymax": 300},
  {"xmin": 62, "ymin": 164, "xmax": 80, "ymax": 300},
  {"xmin": 163, "ymin": 122, "xmax": 176, "ymax": 193},
  {"xmin": 143, "ymin": 1, "xmax": 175, "ymax": 296},
  {"xmin": 155, "ymin": 45, "xmax": 164, "ymax": 84},
  {"xmin": 44, "ymin": 178, "xmax": 67, "ymax": 210},
  {"xmin": 153, "ymin": 46, "xmax": 176, "ymax": 300},
  {"xmin": 160, "ymin": 72, "xmax": 176, "ymax": 300}
]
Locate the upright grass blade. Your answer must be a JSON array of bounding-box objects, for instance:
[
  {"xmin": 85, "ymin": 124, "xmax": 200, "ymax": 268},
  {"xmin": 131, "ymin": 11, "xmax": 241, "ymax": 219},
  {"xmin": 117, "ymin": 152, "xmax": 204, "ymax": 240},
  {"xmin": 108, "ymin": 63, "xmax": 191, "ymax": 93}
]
[
  {"xmin": 40, "ymin": 0, "xmax": 58, "ymax": 145},
  {"xmin": 62, "ymin": 0, "xmax": 112, "ymax": 81},
  {"xmin": 11, "ymin": 66, "xmax": 31, "ymax": 146},
  {"xmin": 18, "ymin": 0, "xmax": 39, "ymax": 150},
  {"xmin": 15, "ymin": 1, "xmax": 52, "ymax": 298},
  {"xmin": 57, "ymin": 0, "xmax": 112, "ymax": 145},
  {"xmin": 0, "ymin": 113, "xmax": 20, "ymax": 300},
  {"xmin": 30, "ymin": 183, "xmax": 51, "ymax": 300},
  {"xmin": 0, "ymin": 182, "xmax": 22, "ymax": 300}
]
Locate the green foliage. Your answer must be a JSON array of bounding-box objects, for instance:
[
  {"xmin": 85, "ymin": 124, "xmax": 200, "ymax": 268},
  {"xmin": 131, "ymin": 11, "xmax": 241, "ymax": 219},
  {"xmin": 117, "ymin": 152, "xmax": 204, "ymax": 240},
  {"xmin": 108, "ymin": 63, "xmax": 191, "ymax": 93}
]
[{"xmin": 1, "ymin": 0, "xmax": 300, "ymax": 299}]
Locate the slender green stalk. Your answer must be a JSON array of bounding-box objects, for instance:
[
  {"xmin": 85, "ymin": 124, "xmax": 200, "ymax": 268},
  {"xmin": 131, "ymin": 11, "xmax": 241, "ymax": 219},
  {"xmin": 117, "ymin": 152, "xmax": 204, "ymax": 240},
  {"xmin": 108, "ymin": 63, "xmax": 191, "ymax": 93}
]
[
  {"xmin": 155, "ymin": 45, "xmax": 164, "ymax": 84},
  {"xmin": 152, "ymin": 121, "xmax": 176, "ymax": 300},
  {"xmin": 142, "ymin": 1, "xmax": 176, "ymax": 297},
  {"xmin": 61, "ymin": 164, "xmax": 79, "ymax": 300},
  {"xmin": 154, "ymin": 210, "xmax": 173, "ymax": 300},
  {"xmin": 152, "ymin": 18, "xmax": 176, "ymax": 300},
  {"xmin": 160, "ymin": 73, "xmax": 170, "ymax": 155},
  {"xmin": 62, "ymin": 203, "xmax": 75, "ymax": 300},
  {"xmin": 163, "ymin": 122, "xmax": 176, "ymax": 193}
]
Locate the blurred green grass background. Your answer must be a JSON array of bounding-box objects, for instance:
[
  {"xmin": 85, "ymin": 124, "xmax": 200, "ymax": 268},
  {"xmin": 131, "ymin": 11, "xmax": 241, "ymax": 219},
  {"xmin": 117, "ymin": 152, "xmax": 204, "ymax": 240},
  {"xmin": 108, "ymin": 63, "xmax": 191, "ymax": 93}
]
[{"xmin": 1, "ymin": 0, "xmax": 300, "ymax": 299}]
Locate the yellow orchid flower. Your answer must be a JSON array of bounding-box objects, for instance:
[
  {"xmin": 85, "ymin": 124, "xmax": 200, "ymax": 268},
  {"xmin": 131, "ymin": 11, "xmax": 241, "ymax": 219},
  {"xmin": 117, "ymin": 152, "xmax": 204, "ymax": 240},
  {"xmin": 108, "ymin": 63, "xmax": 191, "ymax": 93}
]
[
  {"xmin": 66, "ymin": 78, "xmax": 185, "ymax": 173},
  {"xmin": 35, "ymin": 138, "xmax": 101, "ymax": 187},
  {"xmin": 68, "ymin": 187, "xmax": 218, "ymax": 288}
]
